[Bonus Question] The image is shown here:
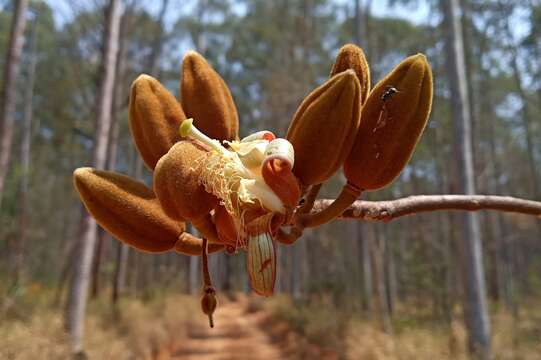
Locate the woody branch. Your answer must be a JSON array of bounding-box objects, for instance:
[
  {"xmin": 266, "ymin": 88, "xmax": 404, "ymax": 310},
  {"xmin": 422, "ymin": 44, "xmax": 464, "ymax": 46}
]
[{"xmin": 312, "ymin": 195, "xmax": 541, "ymax": 222}]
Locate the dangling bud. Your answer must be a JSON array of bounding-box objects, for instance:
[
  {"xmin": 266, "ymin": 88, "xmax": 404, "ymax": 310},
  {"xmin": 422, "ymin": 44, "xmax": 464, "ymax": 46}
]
[
  {"xmin": 344, "ymin": 54, "xmax": 433, "ymax": 191},
  {"xmin": 331, "ymin": 43, "xmax": 371, "ymax": 105},
  {"xmin": 201, "ymin": 286, "xmax": 217, "ymax": 328},
  {"xmin": 129, "ymin": 75, "xmax": 185, "ymax": 169},
  {"xmin": 286, "ymin": 70, "xmax": 362, "ymax": 187},
  {"xmin": 181, "ymin": 51, "xmax": 239, "ymax": 141}
]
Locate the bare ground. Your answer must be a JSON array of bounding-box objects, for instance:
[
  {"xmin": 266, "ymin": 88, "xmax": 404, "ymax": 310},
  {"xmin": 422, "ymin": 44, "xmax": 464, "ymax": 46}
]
[{"xmin": 168, "ymin": 299, "xmax": 283, "ymax": 360}]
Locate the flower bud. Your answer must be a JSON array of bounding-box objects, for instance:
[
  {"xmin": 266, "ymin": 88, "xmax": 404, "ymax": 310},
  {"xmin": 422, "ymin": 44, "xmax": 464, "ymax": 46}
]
[
  {"xmin": 331, "ymin": 43, "xmax": 371, "ymax": 105},
  {"xmin": 286, "ymin": 70, "xmax": 362, "ymax": 187},
  {"xmin": 181, "ymin": 51, "xmax": 239, "ymax": 141},
  {"xmin": 201, "ymin": 286, "xmax": 217, "ymax": 328},
  {"xmin": 344, "ymin": 54, "xmax": 433, "ymax": 191},
  {"xmin": 153, "ymin": 141, "xmax": 218, "ymax": 222},
  {"xmin": 129, "ymin": 74, "xmax": 185, "ymax": 169},
  {"xmin": 73, "ymin": 168, "xmax": 183, "ymax": 253}
]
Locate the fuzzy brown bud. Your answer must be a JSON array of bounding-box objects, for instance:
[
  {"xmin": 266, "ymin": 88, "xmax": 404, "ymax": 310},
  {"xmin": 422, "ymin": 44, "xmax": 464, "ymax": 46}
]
[
  {"xmin": 286, "ymin": 70, "xmax": 362, "ymax": 187},
  {"xmin": 129, "ymin": 75, "xmax": 185, "ymax": 169},
  {"xmin": 344, "ymin": 54, "xmax": 433, "ymax": 191},
  {"xmin": 331, "ymin": 43, "xmax": 371, "ymax": 105},
  {"xmin": 73, "ymin": 168, "xmax": 184, "ymax": 253},
  {"xmin": 153, "ymin": 141, "xmax": 218, "ymax": 222},
  {"xmin": 181, "ymin": 51, "xmax": 239, "ymax": 141}
]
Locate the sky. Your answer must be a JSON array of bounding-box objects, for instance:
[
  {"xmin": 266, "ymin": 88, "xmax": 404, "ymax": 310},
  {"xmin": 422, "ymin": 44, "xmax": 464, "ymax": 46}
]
[
  {"xmin": 45, "ymin": 0, "xmax": 433, "ymax": 28},
  {"xmin": 44, "ymin": 0, "xmax": 528, "ymax": 49}
]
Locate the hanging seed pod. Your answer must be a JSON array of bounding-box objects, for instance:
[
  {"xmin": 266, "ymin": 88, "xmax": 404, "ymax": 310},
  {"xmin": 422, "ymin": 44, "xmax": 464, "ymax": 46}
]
[
  {"xmin": 286, "ymin": 70, "xmax": 361, "ymax": 187},
  {"xmin": 247, "ymin": 214, "xmax": 277, "ymax": 297},
  {"xmin": 153, "ymin": 140, "xmax": 218, "ymax": 222},
  {"xmin": 129, "ymin": 74, "xmax": 186, "ymax": 169},
  {"xmin": 331, "ymin": 43, "xmax": 371, "ymax": 105},
  {"xmin": 344, "ymin": 54, "xmax": 433, "ymax": 191},
  {"xmin": 181, "ymin": 51, "xmax": 239, "ymax": 141},
  {"xmin": 73, "ymin": 168, "xmax": 184, "ymax": 253}
]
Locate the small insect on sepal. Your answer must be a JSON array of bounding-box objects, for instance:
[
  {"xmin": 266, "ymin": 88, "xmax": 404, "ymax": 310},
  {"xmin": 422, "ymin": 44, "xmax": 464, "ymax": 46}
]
[
  {"xmin": 344, "ymin": 53, "xmax": 433, "ymax": 192},
  {"xmin": 373, "ymin": 85, "xmax": 400, "ymax": 133},
  {"xmin": 246, "ymin": 216, "xmax": 277, "ymax": 297},
  {"xmin": 381, "ymin": 85, "xmax": 399, "ymax": 102}
]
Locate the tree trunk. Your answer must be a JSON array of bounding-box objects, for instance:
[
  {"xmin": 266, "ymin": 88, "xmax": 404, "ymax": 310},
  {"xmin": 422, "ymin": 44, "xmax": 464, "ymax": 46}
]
[
  {"xmin": 0, "ymin": 0, "xmax": 29, "ymax": 208},
  {"xmin": 186, "ymin": 223, "xmax": 200, "ymax": 295},
  {"xmin": 359, "ymin": 223, "xmax": 372, "ymax": 311},
  {"xmin": 147, "ymin": 0, "xmax": 169, "ymax": 77},
  {"xmin": 291, "ymin": 242, "xmax": 302, "ymax": 300},
  {"xmin": 353, "ymin": 0, "xmax": 366, "ymax": 46},
  {"xmin": 481, "ymin": 53, "xmax": 515, "ymax": 312},
  {"xmin": 371, "ymin": 224, "xmax": 392, "ymax": 334},
  {"xmin": 441, "ymin": 0, "xmax": 491, "ymax": 357},
  {"xmin": 91, "ymin": 228, "xmax": 106, "ymax": 299},
  {"xmin": 111, "ymin": 98, "xmax": 128, "ymax": 304},
  {"xmin": 14, "ymin": 14, "xmax": 37, "ymax": 286},
  {"xmin": 189, "ymin": 256, "xmax": 200, "ymax": 295},
  {"xmin": 384, "ymin": 227, "xmax": 397, "ymax": 316},
  {"xmin": 65, "ymin": 0, "xmax": 122, "ymax": 354},
  {"xmin": 98, "ymin": 4, "xmax": 131, "ymax": 302},
  {"xmin": 508, "ymin": 49, "xmax": 540, "ymax": 198},
  {"xmin": 112, "ymin": 241, "xmax": 129, "ymax": 305}
]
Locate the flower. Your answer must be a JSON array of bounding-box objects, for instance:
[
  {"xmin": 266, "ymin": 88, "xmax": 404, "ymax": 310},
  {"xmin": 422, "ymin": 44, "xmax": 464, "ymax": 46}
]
[{"xmin": 73, "ymin": 44, "xmax": 433, "ymax": 300}]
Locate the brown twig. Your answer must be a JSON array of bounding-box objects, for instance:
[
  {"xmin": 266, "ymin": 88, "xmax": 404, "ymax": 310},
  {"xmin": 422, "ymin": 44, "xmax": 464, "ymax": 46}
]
[
  {"xmin": 200, "ymin": 238, "xmax": 217, "ymax": 328},
  {"xmin": 275, "ymin": 226, "xmax": 304, "ymax": 245},
  {"xmin": 312, "ymin": 195, "xmax": 541, "ymax": 222},
  {"xmin": 298, "ymin": 184, "xmax": 322, "ymax": 214}
]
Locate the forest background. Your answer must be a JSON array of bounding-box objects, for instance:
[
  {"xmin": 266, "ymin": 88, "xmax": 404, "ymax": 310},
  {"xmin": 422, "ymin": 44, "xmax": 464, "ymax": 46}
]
[{"xmin": 0, "ymin": 0, "xmax": 540, "ymax": 359}]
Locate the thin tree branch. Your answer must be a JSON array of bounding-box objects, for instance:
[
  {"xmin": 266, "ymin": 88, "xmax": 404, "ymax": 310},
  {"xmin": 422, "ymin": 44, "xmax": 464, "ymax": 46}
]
[{"xmin": 312, "ymin": 195, "xmax": 541, "ymax": 222}]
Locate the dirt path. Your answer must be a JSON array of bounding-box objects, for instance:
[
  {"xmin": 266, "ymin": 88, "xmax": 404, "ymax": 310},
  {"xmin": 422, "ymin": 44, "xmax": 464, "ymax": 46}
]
[{"xmin": 170, "ymin": 300, "xmax": 282, "ymax": 360}]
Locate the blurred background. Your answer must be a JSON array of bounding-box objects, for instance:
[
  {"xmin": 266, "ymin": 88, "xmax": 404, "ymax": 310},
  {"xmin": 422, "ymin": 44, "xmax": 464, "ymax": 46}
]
[{"xmin": 0, "ymin": 0, "xmax": 540, "ymax": 359}]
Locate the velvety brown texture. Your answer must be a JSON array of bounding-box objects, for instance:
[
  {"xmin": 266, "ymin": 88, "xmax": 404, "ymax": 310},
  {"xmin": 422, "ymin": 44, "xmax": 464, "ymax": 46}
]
[
  {"xmin": 286, "ymin": 70, "xmax": 362, "ymax": 186},
  {"xmin": 344, "ymin": 54, "xmax": 433, "ymax": 191},
  {"xmin": 181, "ymin": 51, "xmax": 239, "ymax": 141},
  {"xmin": 129, "ymin": 74, "xmax": 186, "ymax": 170},
  {"xmin": 153, "ymin": 140, "xmax": 218, "ymax": 222},
  {"xmin": 331, "ymin": 44, "xmax": 371, "ymax": 105},
  {"xmin": 73, "ymin": 167, "xmax": 184, "ymax": 253}
]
